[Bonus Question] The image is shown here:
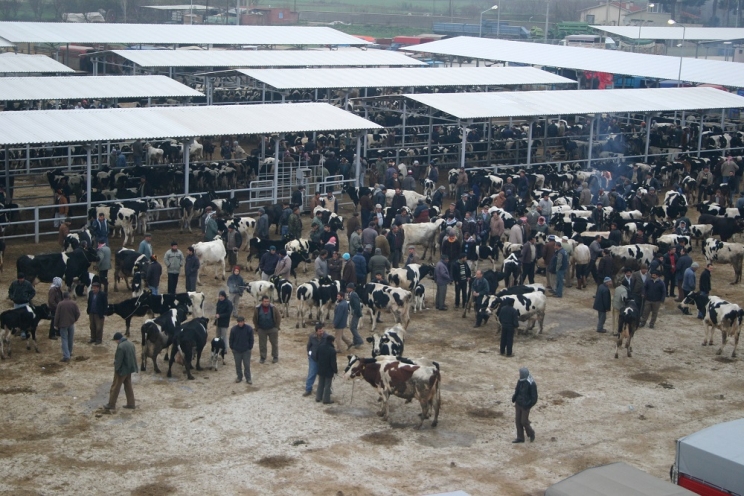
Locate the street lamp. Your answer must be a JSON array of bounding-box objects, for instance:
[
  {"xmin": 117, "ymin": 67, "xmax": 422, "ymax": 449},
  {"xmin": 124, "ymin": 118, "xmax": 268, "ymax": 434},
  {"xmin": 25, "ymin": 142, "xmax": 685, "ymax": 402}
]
[
  {"xmin": 724, "ymin": 41, "xmax": 733, "ymax": 61},
  {"xmin": 637, "ymin": 3, "xmax": 654, "ymax": 49},
  {"xmin": 479, "ymin": 5, "xmax": 498, "ymax": 38},
  {"xmin": 668, "ymin": 19, "xmax": 686, "ymax": 87}
]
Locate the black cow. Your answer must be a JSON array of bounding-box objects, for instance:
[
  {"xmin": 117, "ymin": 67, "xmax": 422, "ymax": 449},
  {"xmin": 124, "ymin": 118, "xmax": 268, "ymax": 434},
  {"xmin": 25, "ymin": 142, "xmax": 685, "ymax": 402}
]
[
  {"xmin": 106, "ymin": 293, "xmax": 151, "ymax": 336},
  {"xmin": 247, "ymin": 237, "xmax": 279, "ymax": 271},
  {"xmin": 269, "ymin": 276, "xmax": 293, "ymax": 317},
  {"xmin": 346, "ymin": 186, "xmax": 372, "ymax": 210},
  {"xmin": 145, "ymin": 292, "xmax": 194, "ymax": 317},
  {"xmin": 114, "ymin": 248, "xmax": 149, "ymax": 292},
  {"xmin": 698, "ymin": 214, "xmax": 744, "ymax": 242},
  {"xmin": 140, "ymin": 305, "xmax": 188, "ymax": 373},
  {"xmin": 209, "ymin": 337, "xmax": 227, "ymax": 370},
  {"xmin": 265, "ymin": 203, "xmax": 284, "ymax": 234},
  {"xmin": 167, "ymin": 317, "xmax": 209, "ymax": 380},
  {"xmin": 295, "ymin": 276, "xmax": 337, "ymax": 328},
  {"xmin": 16, "ymin": 248, "xmax": 96, "ymax": 290},
  {"xmin": 0, "ymin": 304, "xmax": 51, "ymax": 358},
  {"xmin": 63, "ymin": 227, "xmax": 93, "ymax": 253},
  {"xmin": 314, "ymin": 207, "xmax": 344, "ymax": 231},
  {"xmin": 615, "ymin": 299, "xmax": 639, "ymax": 359},
  {"xmin": 209, "ymin": 197, "xmax": 239, "ymax": 217}
]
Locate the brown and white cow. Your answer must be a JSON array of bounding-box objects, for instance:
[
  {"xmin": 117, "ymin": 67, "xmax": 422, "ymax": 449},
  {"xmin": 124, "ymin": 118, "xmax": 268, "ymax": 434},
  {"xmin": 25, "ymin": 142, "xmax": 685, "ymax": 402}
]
[{"xmin": 344, "ymin": 355, "xmax": 441, "ymax": 429}]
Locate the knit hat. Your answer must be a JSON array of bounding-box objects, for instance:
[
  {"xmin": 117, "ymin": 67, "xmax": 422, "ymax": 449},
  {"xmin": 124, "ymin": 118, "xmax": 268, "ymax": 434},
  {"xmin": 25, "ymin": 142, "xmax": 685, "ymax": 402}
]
[
  {"xmin": 691, "ymin": 262, "xmax": 700, "ymax": 269},
  {"xmin": 603, "ymin": 277, "xmax": 612, "ymax": 283},
  {"xmin": 346, "ymin": 282, "xmax": 355, "ymax": 289},
  {"xmin": 342, "ymin": 253, "xmax": 350, "ymax": 260},
  {"xmin": 375, "ymin": 204, "xmax": 382, "ymax": 209},
  {"xmin": 375, "ymin": 248, "xmax": 381, "ymax": 255},
  {"xmin": 219, "ymin": 290, "xmax": 227, "ymax": 297},
  {"xmin": 112, "ymin": 332, "xmax": 124, "ymax": 341}
]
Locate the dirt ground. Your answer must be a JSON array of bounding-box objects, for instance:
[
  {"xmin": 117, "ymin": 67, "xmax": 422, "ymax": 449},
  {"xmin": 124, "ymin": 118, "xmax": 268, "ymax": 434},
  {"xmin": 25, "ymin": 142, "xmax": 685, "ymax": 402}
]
[{"xmin": 0, "ymin": 199, "xmax": 743, "ymax": 496}]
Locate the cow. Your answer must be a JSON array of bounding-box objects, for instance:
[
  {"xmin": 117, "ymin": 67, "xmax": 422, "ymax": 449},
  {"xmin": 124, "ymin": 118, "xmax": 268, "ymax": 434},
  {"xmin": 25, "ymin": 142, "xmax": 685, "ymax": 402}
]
[
  {"xmin": 413, "ymin": 283, "xmax": 426, "ymax": 313},
  {"xmin": 231, "ymin": 216, "xmax": 257, "ymax": 251},
  {"xmin": 88, "ymin": 205, "xmax": 137, "ymax": 247},
  {"xmin": 244, "ymin": 280, "xmax": 275, "ymax": 306},
  {"xmin": 312, "ymin": 207, "xmax": 345, "ymax": 232},
  {"xmin": 63, "ymin": 227, "xmax": 92, "ymax": 253},
  {"xmin": 423, "ymin": 178, "xmax": 435, "ymax": 197},
  {"xmin": 295, "ymin": 277, "xmax": 338, "ymax": 328},
  {"xmin": 366, "ymin": 323, "xmax": 406, "ymax": 357},
  {"xmin": 167, "ymin": 317, "xmax": 209, "ymax": 380},
  {"xmin": 615, "ymin": 299, "xmax": 639, "ymax": 359},
  {"xmin": 113, "ymin": 248, "xmax": 149, "ymax": 292},
  {"xmin": 703, "ymin": 238, "xmax": 744, "ymax": 284},
  {"xmin": 400, "ymin": 218, "xmax": 446, "ymax": 261},
  {"xmin": 697, "ymin": 214, "xmax": 744, "ymax": 242},
  {"xmin": 656, "ymin": 235, "xmax": 692, "ymax": 254},
  {"xmin": 246, "ymin": 237, "xmax": 276, "ymax": 272},
  {"xmin": 482, "ymin": 291, "xmax": 547, "ymax": 335},
  {"xmin": 144, "ymin": 292, "xmax": 205, "ymax": 319},
  {"xmin": 344, "ymin": 355, "xmax": 441, "ymax": 429},
  {"xmin": 388, "ymin": 263, "xmax": 434, "ymax": 291},
  {"xmin": 107, "ymin": 292, "xmax": 151, "ymax": 336},
  {"xmin": 192, "ymin": 238, "xmax": 227, "ymax": 283},
  {"xmin": 607, "ymin": 244, "xmax": 658, "ymax": 276},
  {"xmin": 357, "ymin": 283, "xmax": 412, "ymax": 332},
  {"xmin": 16, "ymin": 249, "xmax": 96, "ymax": 292},
  {"xmin": 140, "ymin": 305, "xmax": 187, "ymax": 373},
  {"xmin": 210, "ymin": 337, "xmax": 226, "ymax": 370},
  {"xmin": 73, "ymin": 272, "xmax": 100, "ymax": 299},
  {"xmin": 0, "ymin": 304, "xmax": 51, "ymax": 358},
  {"xmin": 269, "ymin": 276, "xmax": 293, "ymax": 317},
  {"xmin": 346, "ymin": 186, "xmax": 373, "ymax": 210},
  {"xmin": 495, "ymin": 283, "xmax": 545, "ymax": 297},
  {"xmin": 178, "ymin": 194, "xmax": 212, "ymax": 233},
  {"xmin": 284, "ymin": 238, "xmax": 317, "ymax": 274},
  {"xmin": 682, "ymin": 292, "xmax": 744, "ymax": 357},
  {"xmin": 690, "ymin": 224, "xmax": 714, "ymax": 246},
  {"xmin": 385, "ymin": 189, "xmax": 429, "ymax": 210},
  {"xmin": 501, "ymin": 253, "xmax": 521, "ymax": 288}
]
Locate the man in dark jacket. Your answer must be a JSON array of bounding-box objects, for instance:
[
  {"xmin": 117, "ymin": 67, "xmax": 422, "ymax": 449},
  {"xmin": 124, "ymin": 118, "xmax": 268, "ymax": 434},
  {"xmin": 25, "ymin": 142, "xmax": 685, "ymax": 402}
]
[
  {"xmin": 511, "ymin": 367, "xmax": 538, "ymax": 443},
  {"xmin": 104, "ymin": 332, "xmax": 136, "ymax": 410},
  {"xmin": 252, "ymin": 295, "xmax": 282, "ymax": 364},
  {"xmin": 662, "ymin": 246, "xmax": 677, "ymax": 298},
  {"xmin": 288, "ymin": 206, "xmax": 303, "ymax": 240},
  {"xmin": 390, "ymin": 188, "xmax": 406, "ymax": 212},
  {"xmin": 674, "ymin": 248, "xmax": 693, "ymax": 302},
  {"xmin": 146, "ymin": 255, "xmax": 162, "ymax": 295},
  {"xmin": 593, "ymin": 277, "xmax": 612, "ymax": 333},
  {"xmin": 291, "ymin": 185, "xmax": 305, "ymax": 211},
  {"xmin": 640, "ymin": 271, "xmax": 665, "ymax": 328},
  {"xmin": 54, "ymin": 291, "xmax": 80, "ymax": 362},
  {"xmin": 435, "ymin": 255, "xmax": 452, "ymax": 311},
  {"xmin": 498, "ymin": 299, "xmax": 519, "ymax": 357},
  {"xmin": 597, "ymin": 249, "xmax": 614, "ymax": 283},
  {"xmin": 332, "ymin": 292, "xmax": 352, "ymax": 352},
  {"xmin": 346, "ymin": 283, "xmax": 363, "ymax": 348},
  {"xmin": 214, "ymin": 291, "xmax": 233, "ymax": 345},
  {"xmin": 472, "ymin": 270, "xmax": 491, "ymax": 328},
  {"xmin": 184, "ymin": 246, "xmax": 199, "ymax": 292},
  {"xmin": 87, "ymin": 282, "xmax": 107, "ymax": 344},
  {"xmin": 386, "ymin": 224, "xmax": 405, "ymax": 269},
  {"xmin": 608, "ymin": 222, "xmax": 622, "ymax": 246},
  {"xmin": 9, "ymin": 273, "xmax": 35, "ymax": 309},
  {"xmin": 352, "ymin": 248, "xmax": 367, "ymax": 284},
  {"xmin": 304, "ymin": 324, "xmax": 328, "ymax": 397},
  {"xmin": 229, "ymin": 316, "xmax": 254, "ymax": 384},
  {"xmin": 227, "ymin": 267, "xmax": 245, "ymax": 318},
  {"xmin": 699, "ymin": 263, "xmax": 712, "ymax": 296},
  {"xmin": 315, "ymin": 335, "xmax": 338, "ymax": 404},
  {"xmin": 451, "ymin": 253, "xmax": 471, "ymax": 309},
  {"xmin": 520, "ymin": 236, "xmax": 536, "ymax": 285},
  {"xmin": 259, "ymin": 246, "xmax": 280, "ymax": 281}
]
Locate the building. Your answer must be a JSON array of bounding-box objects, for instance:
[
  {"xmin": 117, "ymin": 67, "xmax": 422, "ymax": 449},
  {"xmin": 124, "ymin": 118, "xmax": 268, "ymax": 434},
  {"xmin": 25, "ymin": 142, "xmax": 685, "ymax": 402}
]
[
  {"xmin": 241, "ymin": 8, "xmax": 299, "ymax": 26},
  {"xmin": 579, "ymin": 2, "xmax": 645, "ymax": 26}
]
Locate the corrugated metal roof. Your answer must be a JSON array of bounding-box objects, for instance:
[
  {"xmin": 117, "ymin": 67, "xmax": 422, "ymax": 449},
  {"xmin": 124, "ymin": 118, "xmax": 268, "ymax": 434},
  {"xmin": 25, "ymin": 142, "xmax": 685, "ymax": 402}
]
[
  {"xmin": 233, "ymin": 66, "xmax": 577, "ymax": 90},
  {"xmin": 403, "ymin": 36, "xmax": 744, "ymax": 87},
  {"xmin": 0, "ymin": 22, "xmax": 369, "ymax": 46},
  {"xmin": 142, "ymin": 4, "xmax": 209, "ymax": 10},
  {"xmin": 403, "ymin": 87, "xmax": 744, "ymax": 120},
  {"xmin": 0, "ymin": 36, "xmax": 13, "ymax": 48},
  {"xmin": 107, "ymin": 49, "xmax": 424, "ymax": 68},
  {"xmin": 0, "ymin": 102, "xmax": 381, "ymax": 145},
  {"xmin": 593, "ymin": 25, "xmax": 744, "ymax": 41},
  {"xmin": 0, "ymin": 52, "xmax": 73, "ymax": 74},
  {"xmin": 0, "ymin": 75, "xmax": 203, "ymax": 101}
]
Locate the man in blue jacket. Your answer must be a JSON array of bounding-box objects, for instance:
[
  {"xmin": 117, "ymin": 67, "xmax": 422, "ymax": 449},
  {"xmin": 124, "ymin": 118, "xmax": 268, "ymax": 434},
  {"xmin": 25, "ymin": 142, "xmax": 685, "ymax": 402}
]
[
  {"xmin": 333, "ymin": 292, "xmax": 352, "ymax": 352},
  {"xmin": 229, "ymin": 316, "xmax": 254, "ymax": 384}
]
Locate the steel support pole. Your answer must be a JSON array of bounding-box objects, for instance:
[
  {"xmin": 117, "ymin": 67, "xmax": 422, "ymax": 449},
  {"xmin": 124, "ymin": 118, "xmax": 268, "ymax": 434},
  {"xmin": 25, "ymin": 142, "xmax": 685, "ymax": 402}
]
[
  {"xmin": 261, "ymin": 135, "xmax": 265, "ymax": 159},
  {"xmin": 26, "ymin": 144, "xmax": 30, "ymax": 174},
  {"xmin": 486, "ymin": 120, "xmax": 492, "ymax": 166},
  {"xmin": 398, "ymin": 100, "xmax": 407, "ymax": 164},
  {"xmin": 460, "ymin": 122, "xmax": 468, "ymax": 169},
  {"xmin": 363, "ymin": 107, "xmax": 369, "ymax": 158},
  {"xmin": 697, "ymin": 116, "xmax": 704, "ymax": 158},
  {"xmin": 527, "ymin": 120, "xmax": 533, "ymax": 165},
  {"xmin": 184, "ymin": 139, "xmax": 192, "ymax": 195},
  {"xmin": 4, "ymin": 145, "xmax": 9, "ymax": 193},
  {"xmin": 427, "ymin": 112, "xmax": 433, "ymax": 165},
  {"xmin": 721, "ymin": 108, "xmax": 726, "ymax": 131},
  {"xmin": 587, "ymin": 117, "xmax": 595, "ymax": 170},
  {"xmin": 66, "ymin": 146, "xmax": 71, "ymax": 171},
  {"xmin": 644, "ymin": 115, "xmax": 652, "ymax": 162},
  {"xmin": 86, "ymin": 146, "xmax": 92, "ymax": 213},
  {"xmin": 543, "ymin": 116, "xmax": 549, "ymax": 163},
  {"xmin": 355, "ymin": 134, "xmax": 362, "ymax": 187},
  {"xmin": 273, "ymin": 135, "xmax": 281, "ymax": 202}
]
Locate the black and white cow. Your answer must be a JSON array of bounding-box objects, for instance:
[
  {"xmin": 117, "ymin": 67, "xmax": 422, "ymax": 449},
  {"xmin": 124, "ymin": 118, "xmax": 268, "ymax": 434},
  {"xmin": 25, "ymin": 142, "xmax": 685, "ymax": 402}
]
[
  {"xmin": 615, "ymin": 299, "xmax": 639, "ymax": 359},
  {"xmin": 178, "ymin": 194, "xmax": 212, "ymax": 233},
  {"xmin": 88, "ymin": 205, "xmax": 137, "ymax": 247},
  {"xmin": 0, "ymin": 304, "xmax": 51, "ymax": 358},
  {"xmin": 167, "ymin": 317, "xmax": 209, "ymax": 380},
  {"xmin": 63, "ymin": 227, "xmax": 92, "ymax": 253},
  {"xmin": 689, "ymin": 224, "xmax": 714, "ymax": 246},
  {"xmin": 366, "ymin": 323, "xmax": 406, "ymax": 357},
  {"xmin": 388, "ymin": 263, "xmax": 434, "ymax": 291},
  {"xmin": 140, "ymin": 305, "xmax": 187, "ymax": 373},
  {"xmin": 413, "ymin": 283, "xmax": 426, "ymax": 313},
  {"xmin": 269, "ymin": 276, "xmax": 293, "ymax": 317},
  {"xmin": 682, "ymin": 292, "xmax": 744, "ymax": 357},
  {"xmin": 607, "ymin": 244, "xmax": 658, "ymax": 276},
  {"xmin": 145, "ymin": 292, "xmax": 205, "ymax": 318},
  {"xmin": 703, "ymin": 238, "xmax": 744, "ymax": 284},
  {"xmin": 209, "ymin": 337, "xmax": 227, "ymax": 370},
  {"xmin": 482, "ymin": 291, "xmax": 547, "ymax": 335},
  {"xmin": 107, "ymin": 292, "xmax": 151, "ymax": 336},
  {"xmin": 16, "ymin": 249, "xmax": 96, "ymax": 291},
  {"xmin": 114, "ymin": 248, "xmax": 149, "ymax": 292},
  {"xmin": 502, "ymin": 253, "xmax": 521, "ymax": 288},
  {"xmin": 656, "ymin": 235, "xmax": 692, "ymax": 254},
  {"xmin": 357, "ymin": 283, "xmax": 412, "ymax": 332},
  {"xmin": 295, "ymin": 277, "xmax": 338, "ymax": 328},
  {"xmin": 312, "ymin": 206, "xmax": 345, "ymax": 232}
]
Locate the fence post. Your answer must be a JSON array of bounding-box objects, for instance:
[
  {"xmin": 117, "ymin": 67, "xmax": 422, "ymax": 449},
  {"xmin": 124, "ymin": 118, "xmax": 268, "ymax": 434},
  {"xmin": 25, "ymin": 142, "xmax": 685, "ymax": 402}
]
[
  {"xmin": 184, "ymin": 138, "xmax": 192, "ymax": 195},
  {"xmin": 273, "ymin": 135, "xmax": 281, "ymax": 203},
  {"xmin": 34, "ymin": 207, "xmax": 39, "ymax": 244},
  {"xmin": 26, "ymin": 144, "xmax": 30, "ymax": 174},
  {"xmin": 86, "ymin": 146, "xmax": 92, "ymax": 212},
  {"xmin": 67, "ymin": 146, "xmax": 72, "ymax": 171},
  {"xmin": 355, "ymin": 133, "xmax": 362, "ymax": 188}
]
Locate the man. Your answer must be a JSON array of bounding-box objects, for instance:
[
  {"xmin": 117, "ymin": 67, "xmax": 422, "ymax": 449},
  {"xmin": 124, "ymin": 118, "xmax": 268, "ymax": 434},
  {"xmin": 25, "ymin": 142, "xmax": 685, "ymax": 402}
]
[
  {"xmin": 630, "ymin": 265, "xmax": 648, "ymax": 310},
  {"xmin": 431, "ymin": 186, "xmax": 445, "ymax": 209},
  {"xmin": 304, "ymin": 324, "xmax": 328, "ymax": 397},
  {"xmin": 675, "ymin": 248, "xmax": 692, "ymax": 302},
  {"xmin": 375, "ymin": 229, "xmax": 390, "ymax": 258},
  {"xmin": 573, "ymin": 240, "xmax": 591, "ymax": 290},
  {"xmin": 87, "ymin": 282, "xmax": 107, "ymax": 344},
  {"xmin": 184, "ymin": 246, "xmax": 200, "ymax": 292},
  {"xmin": 54, "ymin": 189, "xmax": 68, "ymax": 228},
  {"xmin": 589, "ymin": 235, "xmax": 603, "ymax": 284},
  {"xmin": 368, "ymin": 248, "xmax": 390, "ymax": 280},
  {"xmin": 204, "ymin": 208, "xmax": 219, "ymax": 241},
  {"xmin": 279, "ymin": 202, "xmax": 292, "ymax": 237},
  {"xmin": 471, "ymin": 270, "xmax": 490, "ymax": 328},
  {"xmin": 537, "ymin": 193, "xmax": 552, "ymax": 222},
  {"xmin": 386, "ymin": 224, "xmax": 405, "ymax": 269},
  {"xmin": 229, "ymin": 316, "xmax": 254, "ymax": 384},
  {"xmin": 333, "ymin": 292, "xmax": 352, "ymax": 352},
  {"xmin": 146, "ymin": 255, "xmax": 161, "ymax": 295},
  {"xmin": 259, "ymin": 245, "xmax": 280, "ymax": 281},
  {"xmin": 274, "ymin": 249, "xmax": 292, "ymax": 280},
  {"xmin": 288, "ymin": 206, "xmax": 302, "ymax": 240},
  {"xmin": 54, "ymin": 291, "xmax": 79, "ymax": 362},
  {"xmin": 608, "ymin": 222, "xmax": 622, "ymax": 247},
  {"xmin": 593, "ymin": 277, "xmax": 612, "ymax": 334},
  {"xmin": 520, "ymin": 236, "xmax": 537, "ymax": 285},
  {"xmin": 456, "ymin": 167, "xmax": 468, "ymax": 198},
  {"xmin": 227, "ymin": 267, "xmax": 245, "ymax": 318},
  {"xmin": 362, "ymin": 221, "xmax": 378, "ymax": 249},
  {"xmin": 349, "ymin": 226, "xmax": 363, "ymax": 256},
  {"xmin": 353, "ymin": 248, "xmax": 367, "ymax": 284},
  {"xmin": 511, "ymin": 367, "xmax": 538, "ymax": 443},
  {"xmin": 597, "ymin": 248, "xmax": 614, "ymax": 283},
  {"xmin": 440, "ymin": 229, "xmax": 461, "ymax": 262},
  {"xmin": 315, "ymin": 335, "xmax": 338, "ymax": 404},
  {"xmin": 543, "ymin": 236, "xmax": 556, "ymax": 289},
  {"xmin": 550, "ymin": 240, "xmax": 568, "ymax": 298},
  {"xmin": 137, "ymin": 233, "xmax": 153, "ymax": 259},
  {"xmin": 490, "ymin": 211, "xmax": 505, "ymax": 247},
  {"xmin": 314, "ymin": 249, "xmax": 329, "ymax": 279},
  {"xmin": 413, "ymin": 199, "xmax": 429, "ymax": 223},
  {"xmin": 104, "ymin": 332, "xmax": 137, "ymax": 411},
  {"xmin": 346, "ymin": 283, "xmax": 364, "ymax": 348},
  {"xmin": 252, "ymin": 295, "xmax": 281, "ymax": 364},
  {"xmin": 697, "ymin": 263, "xmax": 712, "ymax": 318},
  {"xmin": 132, "ymin": 140, "xmax": 143, "ymax": 166},
  {"xmin": 498, "ymin": 299, "xmax": 519, "ymax": 357},
  {"xmin": 226, "ymin": 225, "xmax": 242, "ymax": 269},
  {"xmin": 291, "ymin": 185, "xmax": 305, "ymax": 211},
  {"xmin": 214, "ymin": 290, "xmax": 233, "ymax": 343},
  {"xmin": 402, "ymin": 169, "xmax": 416, "ymax": 191},
  {"xmin": 91, "ymin": 212, "xmax": 109, "ymax": 246},
  {"xmin": 360, "ymin": 190, "xmax": 373, "ymax": 228},
  {"xmin": 311, "ymin": 210, "xmax": 325, "ymax": 232},
  {"xmin": 516, "ymin": 170, "xmax": 529, "ymax": 199},
  {"xmin": 391, "ymin": 188, "xmax": 406, "ymax": 212},
  {"xmin": 435, "ymin": 254, "xmax": 452, "ymax": 311},
  {"xmin": 697, "ymin": 166, "xmax": 713, "ymax": 202},
  {"xmin": 662, "ymin": 246, "xmax": 677, "ymax": 298},
  {"xmin": 47, "ymin": 277, "xmax": 63, "ymax": 340},
  {"xmin": 640, "ymin": 271, "xmax": 665, "ymax": 329},
  {"xmin": 682, "ymin": 262, "xmax": 699, "ymax": 299},
  {"xmin": 404, "ymin": 245, "xmax": 420, "ymax": 266},
  {"xmin": 256, "ymin": 207, "xmax": 269, "ymax": 239},
  {"xmin": 451, "ymin": 253, "xmax": 471, "ymax": 309},
  {"xmin": 58, "ymin": 217, "xmax": 72, "ymax": 248},
  {"xmin": 164, "ymin": 241, "xmax": 184, "ymax": 294},
  {"xmin": 97, "ymin": 240, "xmax": 111, "ymax": 293},
  {"xmin": 327, "ymin": 250, "xmax": 343, "ymax": 281}
]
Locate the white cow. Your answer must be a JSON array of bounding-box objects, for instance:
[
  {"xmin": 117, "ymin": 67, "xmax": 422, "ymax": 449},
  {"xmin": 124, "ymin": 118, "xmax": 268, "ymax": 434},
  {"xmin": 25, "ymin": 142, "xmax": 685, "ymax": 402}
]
[
  {"xmin": 385, "ymin": 189, "xmax": 429, "ymax": 210},
  {"xmin": 400, "ymin": 218, "xmax": 445, "ymax": 261},
  {"xmin": 192, "ymin": 238, "xmax": 226, "ymax": 284},
  {"xmin": 703, "ymin": 238, "xmax": 744, "ymax": 284},
  {"xmin": 243, "ymin": 280, "xmax": 275, "ymax": 306}
]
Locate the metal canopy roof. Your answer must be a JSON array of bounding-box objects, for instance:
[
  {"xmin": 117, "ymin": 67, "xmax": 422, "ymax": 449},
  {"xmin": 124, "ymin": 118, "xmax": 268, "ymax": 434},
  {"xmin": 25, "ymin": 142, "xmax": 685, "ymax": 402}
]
[
  {"xmin": 232, "ymin": 66, "xmax": 577, "ymax": 90},
  {"xmin": 0, "ymin": 37, "xmax": 12, "ymax": 48},
  {"xmin": 0, "ymin": 102, "xmax": 381, "ymax": 145},
  {"xmin": 107, "ymin": 48, "xmax": 424, "ymax": 68},
  {"xmin": 142, "ymin": 4, "xmax": 210, "ymax": 10},
  {"xmin": 593, "ymin": 25, "xmax": 744, "ymax": 41},
  {"xmin": 0, "ymin": 52, "xmax": 74, "ymax": 74},
  {"xmin": 403, "ymin": 36, "xmax": 744, "ymax": 87},
  {"xmin": 0, "ymin": 22, "xmax": 369, "ymax": 46},
  {"xmin": 403, "ymin": 87, "xmax": 744, "ymax": 120},
  {"xmin": 0, "ymin": 75, "xmax": 203, "ymax": 101}
]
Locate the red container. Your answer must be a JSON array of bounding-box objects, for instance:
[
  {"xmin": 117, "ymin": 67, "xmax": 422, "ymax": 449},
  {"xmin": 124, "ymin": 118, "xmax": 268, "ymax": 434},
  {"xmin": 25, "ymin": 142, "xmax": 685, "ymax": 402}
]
[{"xmin": 392, "ymin": 36, "xmax": 422, "ymax": 45}]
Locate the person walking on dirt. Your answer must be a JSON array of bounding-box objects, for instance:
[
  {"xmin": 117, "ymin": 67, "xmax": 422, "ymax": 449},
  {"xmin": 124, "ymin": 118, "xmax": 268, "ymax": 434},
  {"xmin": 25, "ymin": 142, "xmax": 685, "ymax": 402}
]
[
  {"xmin": 315, "ymin": 335, "xmax": 338, "ymax": 404},
  {"xmin": 54, "ymin": 292, "xmax": 80, "ymax": 362},
  {"xmin": 593, "ymin": 277, "xmax": 613, "ymax": 334},
  {"xmin": 87, "ymin": 282, "xmax": 107, "ymax": 344},
  {"xmin": 511, "ymin": 367, "xmax": 538, "ymax": 443},
  {"xmin": 104, "ymin": 332, "xmax": 137, "ymax": 411},
  {"xmin": 252, "ymin": 295, "xmax": 281, "ymax": 364},
  {"xmin": 184, "ymin": 246, "xmax": 199, "ymax": 292},
  {"xmin": 214, "ymin": 291, "xmax": 233, "ymax": 343},
  {"xmin": 164, "ymin": 241, "xmax": 184, "ymax": 294},
  {"xmin": 304, "ymin": 324, "xmax": 328, "ymax": 397},
  {"xmin": 229, "ymin": 316, "xmax": 254, "ymax": 384}
]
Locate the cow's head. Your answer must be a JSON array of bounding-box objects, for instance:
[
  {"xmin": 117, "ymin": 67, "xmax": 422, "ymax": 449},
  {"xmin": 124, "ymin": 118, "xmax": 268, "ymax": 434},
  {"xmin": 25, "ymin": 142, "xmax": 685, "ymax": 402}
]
[
  {"xmin": 344, "ymin": 354, "xmax": 363, "ymax": 379},
  {"xmin": 681, "ymin": 291, "xmax": 706, "ymax": 313}
]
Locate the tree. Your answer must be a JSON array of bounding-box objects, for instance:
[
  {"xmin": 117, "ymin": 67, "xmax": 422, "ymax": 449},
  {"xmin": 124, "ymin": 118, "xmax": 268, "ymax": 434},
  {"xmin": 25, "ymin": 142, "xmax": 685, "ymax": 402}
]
[
  {"xmin": 654, "ymin": 0, "xmax": 707, "ymax": 22},
  {"xmin": 28, "ymin": 0, "xmax": 46, "ymax": 21},
  {"xmin": 0, "ymin": 0, "xmax": 19, "ymax": 20}
]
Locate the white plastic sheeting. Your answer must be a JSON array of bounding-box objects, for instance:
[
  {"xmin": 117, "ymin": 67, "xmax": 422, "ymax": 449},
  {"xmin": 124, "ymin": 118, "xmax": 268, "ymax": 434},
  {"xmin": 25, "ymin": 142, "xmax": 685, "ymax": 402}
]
[
  {"xmin": 233, "ymin": 66, "xmax": 576, "ymax": 90},
  {"xmin": 106, "ymin": 49, "xmax": 424, "ymax": 68},
  {"xmin": 404, "ymin": 36, "xmax": 744, "ymax": 87},
  {"xmin": 403, "ymin": 87, "xmax": 744, "ymax": 119},
  {"xmin": 0, "ymin": 75, "xmax": 203, "ymax": 101},
  {"xmin": 0, "ymin": 52, "xmax": 73, "ymax": 74},
  {"xmin": 0, "ymin": 21, "xmax": 369, "ymax": 46},
  {"xmin": 0, "ymin": 102, "xmax": 381, "ymax": 145},
  {"xmin": 593, "ymin": 25, "xmax": 744, "ymax": 41}
]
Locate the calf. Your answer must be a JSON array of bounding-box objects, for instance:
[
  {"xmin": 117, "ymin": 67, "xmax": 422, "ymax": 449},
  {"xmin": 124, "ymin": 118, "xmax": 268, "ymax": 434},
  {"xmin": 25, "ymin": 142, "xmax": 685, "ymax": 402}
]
[
  {"xmin": 269, "ymin": 276, "xmax": 293, "ymax": 317},
  {"xmin": 656, "ymin": 235, "xmax": 692, "ymax": 254},
  {"xmin": 703, "ymin": 238, "xmax": 744, "ymax": 284},
  {"xmin": 0, "ymin": 304, "xmax": 51, "ymax": 358},
  {"xmin": 210, "ymin": 337, "xmax": 226, "ymax": 370},
  {"xmin": 193, "ymin": 238, "xmax": 227, "ymax": 283},
  {"xmin": 683, "ymin": 292, "xmax": 744, "ymax": 357},
  {"xmin": 413, "ymin": 283, "xmax": 426, "ymax": 313},
  {"xmin": 615, "ymin": 299, "xmax": 639, "ymax": 359},
  {"xmin": 140, "ymin": 305, "xmax": 187, "ymax": 373},
  {"xmin": 114, "ymin": 248, "xmax": 148, "ymax": 292},
  {"xmin": 167, "ymin": 317, "xmax": 209, "ymax": 380},
  {"xmin": 366, "ymin": 324, "xmax": 407, "ymax": 357},
  {"xmin": 244, "ymin": 280, "xmax": 275, "ymax": 306},
  {"xmin": 344, "ymin": 355, "xmax": 441, "ymax": 429},
  {"xmin": 295, "ymin": 277, "xmax": 338, "ymax": 328},
  {"xmin": 357, "ymin": 283, "xmax": 412, "ymax": 332},
  {"xmin": 232, "ymin": 216, "xmax": 257, "ymax": 251},
  {"xmin": 690, "ymin": 224, "xmax": 713, "ymax": 246}
]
